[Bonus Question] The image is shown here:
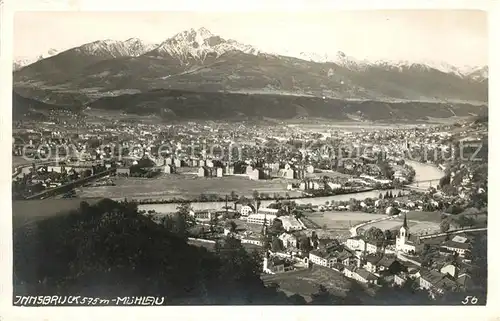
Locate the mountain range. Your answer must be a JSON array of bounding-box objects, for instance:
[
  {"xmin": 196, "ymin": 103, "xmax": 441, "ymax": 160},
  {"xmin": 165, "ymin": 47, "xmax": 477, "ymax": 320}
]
[{"xmin": 13, "ymin": 27, "xmax": 488, "ymax": 121}]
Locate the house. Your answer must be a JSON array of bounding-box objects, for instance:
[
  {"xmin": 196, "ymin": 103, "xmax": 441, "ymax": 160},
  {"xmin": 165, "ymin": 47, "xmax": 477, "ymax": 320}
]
[
  {"xmin": 248, "ymin": 168, "xmax": 260, "ymax": 180},
  {"xmin": 241, "ymin": 237, "xmax": 263, "ymax": 246},
  {"xmin": 309, "ymin": 249, "xmax": 337, "ymax": 268},
  {"xmin": 299, "ymin": 180, "xmax": 322, "ymax": 191},
  {"xmin": 225, "ymin": 165, "xmax": 235, "ymax": 175},
  {"xmin": 279, "ymin": 233, "xmax": 299, "ymax": 248},
  {"xmin": 364, "ymin": 254, "xmax": 384, "ymax": 273},
  {"xmin": 440, "ymin": 264, "xmax": 459, "ymax": 278},
  {"xmin": 394, "ymin": 273, "xmax": 408, "ymax": 286},
  {"xmin": 366, "ymin": 240, "xmax": 385, "ymax": 254},
  {"xmin": 345, "ymin": 236, "xmax": 366, "ymax": 253},
  {"xmin": 198, "ymin": 166, "xmax": 223, "ymax": 178},
  {"xmin": 278, "ymin": 168, "xmax": 294, "ymax": 179},
  {"xmin": 198, "ymin": 166, "xmax": 210, "ymax": 177},
  {"xmin": 277, "ymin": 216, "xmax": 303, "ymax": 232},
  {"xmin": 155, "ymin": 157, "xmax": 166, "ymax": 166},
  {"xmin": 352, "ymin": 268, "xmax": 379, "ymax": 285},
  {"xmin": 190, "ymin": 210, "xmax": 215, "ymax": 221},
  {"xmin": 163, "ymin": 165, "xmax": 174, "ymax": 174},
  {"xmin": 441, "ymin": 239, "xmax": 471, "ymax": 257},
  {"xmin": 418, "ymin": 268, "xmax": 458, "ymax": 296},
  {"xmin": 293, "ymin": 168, "xmax": 306, "ymax": 179},
  {"xmin": 239, "ymin": 205, "xmax": 255, "ymax": 216},
  {"xmin": 263, "ymin": 253, "xmax": 294, "ymax": 274},
  {"xmin": 364, "ymin": 254, "xmax": 405, "ymax": 275},
  {"xmin": 116, "ymin": 167, "xmax": 130, "ymax": 176},
  {"xmin": 246, "ymin": 213, "xmax": 276, "ymax": 226},
  {"xmin": 174, "ymin": 159, "xmax": 181, "ymax": 168}
]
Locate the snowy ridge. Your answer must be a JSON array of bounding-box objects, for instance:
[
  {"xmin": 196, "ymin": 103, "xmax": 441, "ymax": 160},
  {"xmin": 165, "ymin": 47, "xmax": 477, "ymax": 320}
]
[
  {"xmin": 76, "ymin": 38, "xmax": 157, "ymax": 57},
  {"xmin": 13, "ymin": 49, "xmax": 59, "ymax": 70},
  {"xmin": 14, "ymin": 27, "xmax": 487, "ymax": 82},
  {"xmin": 145, "ymin": 27, "xmax": 259, "ymax": 64},
  {"xmin": 289, "ymin": 50, "xmax": 486, "ymax": 79}
]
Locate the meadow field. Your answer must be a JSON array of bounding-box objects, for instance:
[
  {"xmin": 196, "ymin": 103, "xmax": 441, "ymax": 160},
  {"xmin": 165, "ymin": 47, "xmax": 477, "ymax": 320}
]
[
  {"xmin": 75, "ymin": 174, "xmax": 299, "ymax": 200},
  {"xmin": 301, "ymin": 211, "xmax": 386, "ymax": 240},
  {"xmin": 359, "ymin": 212, "xmax": 441, "ymax": 235},
  {"xmin": 305, "ymin": 211, "xmax": 387, "ymax": 229}
]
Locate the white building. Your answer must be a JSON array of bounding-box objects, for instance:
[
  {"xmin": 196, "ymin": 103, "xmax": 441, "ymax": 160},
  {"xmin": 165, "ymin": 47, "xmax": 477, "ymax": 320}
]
[
  {"xmin": 279, "ymin": 233, "xmax": 298, "ymax": 248},
  {"xmin": 278, "ymin": 216, "xmax": 303, "ymax": 232},
  {"xmin": 239, "ymin": 205, "xmax": 255, "ymax": 217},
  {"xmin": 246, "ymin": 213, "xmax": 276, "ymax": 226}
]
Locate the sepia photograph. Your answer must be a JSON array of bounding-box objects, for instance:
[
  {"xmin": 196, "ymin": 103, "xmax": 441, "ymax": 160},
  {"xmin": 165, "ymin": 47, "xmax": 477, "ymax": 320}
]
[{"xmin": 8, "ymin": 7, "xmax": 489, "ymax": 309}]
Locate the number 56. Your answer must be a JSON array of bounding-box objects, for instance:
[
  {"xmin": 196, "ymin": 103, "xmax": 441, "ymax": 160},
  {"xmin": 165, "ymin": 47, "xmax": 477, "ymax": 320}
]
[{"xmin": 462, "ymin": 296, "xmax": 478, "ymax": 304}]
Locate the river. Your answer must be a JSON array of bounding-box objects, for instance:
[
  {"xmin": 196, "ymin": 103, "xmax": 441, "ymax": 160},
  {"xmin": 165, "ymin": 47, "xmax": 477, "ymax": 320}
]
[
  {"xmin": 404, "ymin": 160, "xmax": 444, "ymax": 188},
  {"xmin": 137, "ymin": 160, "xmax": 445, "ymax": 214}
]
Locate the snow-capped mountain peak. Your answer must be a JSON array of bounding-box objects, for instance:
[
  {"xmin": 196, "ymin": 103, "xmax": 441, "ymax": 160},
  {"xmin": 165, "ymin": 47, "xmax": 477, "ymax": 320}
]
[
  {"xmin": 77, "ymin": 38, "xmax": 156, "ymax": 57},
  {"xmin": 147, "ymin": 27, "xmax": 259, "ymax": 63}
]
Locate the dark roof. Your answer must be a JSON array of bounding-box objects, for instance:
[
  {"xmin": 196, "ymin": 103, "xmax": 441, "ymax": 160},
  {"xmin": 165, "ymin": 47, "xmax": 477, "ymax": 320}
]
[
  {"xmin": 442, "ymin": 240, "xmax": 471, "ymax": 250},
  {"xmin": 419, "ymin": 268, "xmax": 458, "ymax": 290},
  {"xmin": 378, "ymin": 256, "xmax": 399, "ymax": 268},
  {"xmin": 355, "ymin": 268, "xmax": 379, "ymax": 281},
  {"xmin": 365, "ymin": 254, "xmax": 384, "ymax": 264}
]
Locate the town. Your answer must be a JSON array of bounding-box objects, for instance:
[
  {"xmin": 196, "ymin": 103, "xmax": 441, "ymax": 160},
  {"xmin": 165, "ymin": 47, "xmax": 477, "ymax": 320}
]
[{"xmin": 12, "ymin": 116, "xmax": 488, "ymax": 304}]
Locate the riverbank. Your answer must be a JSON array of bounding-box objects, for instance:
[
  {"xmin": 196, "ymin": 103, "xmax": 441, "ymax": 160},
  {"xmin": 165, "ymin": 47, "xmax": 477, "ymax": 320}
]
[{"xmin": 137, "ymin": 188, "xmax": 408, "ymax": 214}]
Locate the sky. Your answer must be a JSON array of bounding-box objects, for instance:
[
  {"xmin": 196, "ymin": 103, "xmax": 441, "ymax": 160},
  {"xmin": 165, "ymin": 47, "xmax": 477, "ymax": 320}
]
[{"xmin": 13, "ymin": 10, "xmax": 488, "ymax": 67}]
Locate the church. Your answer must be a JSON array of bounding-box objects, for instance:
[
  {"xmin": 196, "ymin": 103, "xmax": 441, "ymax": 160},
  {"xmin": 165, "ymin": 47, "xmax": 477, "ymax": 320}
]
[{"xmin": 395, "ymin": 214, "xmax": 418, "ymax": 254}]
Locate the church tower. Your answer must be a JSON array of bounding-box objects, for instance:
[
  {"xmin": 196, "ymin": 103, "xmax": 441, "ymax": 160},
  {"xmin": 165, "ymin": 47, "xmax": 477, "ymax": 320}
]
[{"xmin": 396, "ymin": 214, "xmax": 409, "ymax": 251}]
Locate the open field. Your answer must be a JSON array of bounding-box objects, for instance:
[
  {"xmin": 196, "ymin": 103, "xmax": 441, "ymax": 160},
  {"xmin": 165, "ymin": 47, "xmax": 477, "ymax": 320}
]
[
  {"xmin": 75, "ymin": 173, "xmax": 300, "ymax": 200},
  {"xmin": 233, "ymin": 218, "xmax": 267, "ymax": 236},
  {"xmin": 305, "ymin": 211, "xmax": 387, "ymax": 229},
  {"xmin": 398, "ymin": 211, "xmax": 444, "ymax": 223},
  {"xmin": 361, "ymin": 218, "xmax": 440, "ymax": 235},
  {"xmin": 261, "ymin": 265, "xmax": 352, "ymax": 300},
  {"xmin": 12, "ymin": 198, "xmax": 103, "ymax": 229},
  {"xmin": 301, "ymin": 211, "xmax": 386, "ymax": 240}
]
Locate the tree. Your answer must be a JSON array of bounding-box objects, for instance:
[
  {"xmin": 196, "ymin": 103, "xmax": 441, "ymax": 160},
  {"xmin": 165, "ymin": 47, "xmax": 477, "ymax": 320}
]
[
  {"xmin": 271, "ymin": 237, "xmax": 283, "ymax": 252},
  {"xmin": 299, "ymin": 237, "xmax": 313, "ymax": 254},
  {"xmin": 310, "ymin": 285, "xmax": 339, "ymax": 305},
  {"xmin": 209, "ymin": 215, "xmax": 219, "ymax": 236},
  {"xmin": 379, "ymin": 193, "xmax": 383, "ymax": 199},
  {"xmin": 439, "ymin": 220, "xmax": 450, "ymax": 233},
  {"xmin": 230, "ymin": 191, "xmax": 238, "ymax": 201},
  {"xmin": 225, "ymin": 220, "xmax": 237, "ymax": 233},
  {"xmin": 388, "ymin": 207, "xmax": 401, "ymax": 216},
  {"xmin": 311, "ymin": 231, "xmax": 319, "ymax": 243},
  {"xmin": 364, "ymin": 227, "xmax": 385, "ymax": 242},
  {"xmin": 269, "ymin": 219, "xmax": 284, "ymax": 235}
]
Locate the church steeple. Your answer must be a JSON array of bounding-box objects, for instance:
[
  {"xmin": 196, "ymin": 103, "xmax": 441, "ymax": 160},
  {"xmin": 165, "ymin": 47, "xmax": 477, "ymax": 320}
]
[{"xmin": 403, "ymin": 213, "xmax": 408, "ymax": 229}]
